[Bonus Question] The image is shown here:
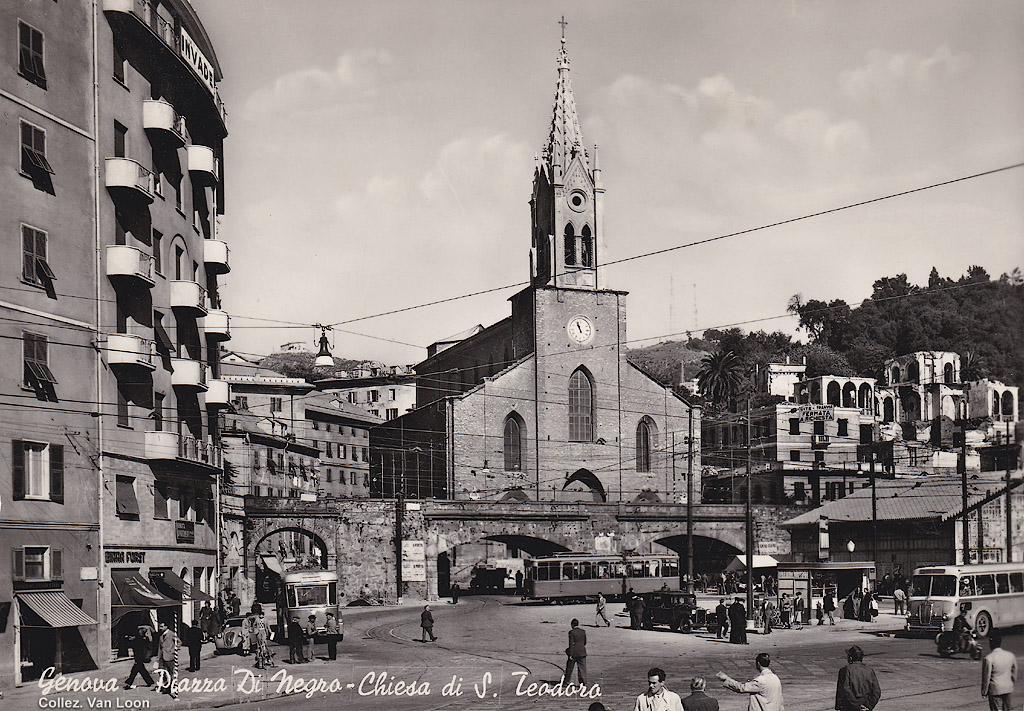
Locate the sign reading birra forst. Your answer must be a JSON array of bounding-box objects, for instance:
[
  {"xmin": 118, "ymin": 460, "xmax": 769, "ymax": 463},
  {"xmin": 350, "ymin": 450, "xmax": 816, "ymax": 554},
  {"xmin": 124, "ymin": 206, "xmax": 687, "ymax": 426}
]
[
  {"xmin": 799, "ymin": 404, "xmax": 835, "ymax": 422},
  {"xmin": 401, "ymin": 540, "xmax": 426, "ymax": 582}
]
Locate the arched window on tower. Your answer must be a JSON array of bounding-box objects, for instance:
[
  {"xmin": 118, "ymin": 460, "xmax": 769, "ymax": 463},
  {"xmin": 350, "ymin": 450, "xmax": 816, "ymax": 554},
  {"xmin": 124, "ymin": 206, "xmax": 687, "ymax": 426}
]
[
  {"xmin": 580, "ymin": 225, "xmax": 593, "ymax": 267},
  {"xmin": 636, "ymin": 417, "xmax": 655, "ymax": 472},
  {"xmin": 564, "ymin": 224, "xmax": 576, "ymax": 266},
  {"xmin": 503, "ymin": 414, "xmax": 524, "ymax": 471},
  {"xmin": 568, "ymin": 368, "xmax": 593, "ymax": 442}
]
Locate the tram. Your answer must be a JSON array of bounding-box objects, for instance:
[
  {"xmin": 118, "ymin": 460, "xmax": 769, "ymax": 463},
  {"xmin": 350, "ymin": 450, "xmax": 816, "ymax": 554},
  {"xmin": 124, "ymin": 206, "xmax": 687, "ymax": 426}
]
[
  {"xmin": 524, "ymin": 553, "xmax": 681, "ymax": 602},
  {"xmin": 282, "ymin": 569, "xmax": 340, "ymax": 633}
]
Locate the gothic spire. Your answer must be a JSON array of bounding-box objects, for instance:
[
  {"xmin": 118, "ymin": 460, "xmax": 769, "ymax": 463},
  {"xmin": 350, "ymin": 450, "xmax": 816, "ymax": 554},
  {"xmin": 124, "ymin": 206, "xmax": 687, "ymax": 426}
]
[{"xmin": 544, "ymin": 18, "xmax": 588, "ymax": 181}]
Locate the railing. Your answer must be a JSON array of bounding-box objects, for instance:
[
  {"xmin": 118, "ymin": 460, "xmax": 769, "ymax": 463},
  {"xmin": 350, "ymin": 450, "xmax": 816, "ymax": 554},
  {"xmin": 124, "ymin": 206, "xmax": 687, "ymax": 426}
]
[
  {"xmin": 811, "ymin": 434, "xmax": 831, "ymax": 447},
  {"xmin": 179, "ymin": 433, "xmax": 222, "ymax": 468}
]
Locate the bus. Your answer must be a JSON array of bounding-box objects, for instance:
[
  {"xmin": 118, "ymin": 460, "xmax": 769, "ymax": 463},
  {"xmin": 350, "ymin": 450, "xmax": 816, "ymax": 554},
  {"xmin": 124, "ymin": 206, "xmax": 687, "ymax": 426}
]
[
  {"xmin": 906, "ymin": 563, "xmax": 1024, "ymax": 637},
  {"xmin": 282, "ymin": 570, "xmax": 340, "ymax": 636},
  {"xmin": 524, "ymin": 553, "xmax": 681, "ymax": 603}
]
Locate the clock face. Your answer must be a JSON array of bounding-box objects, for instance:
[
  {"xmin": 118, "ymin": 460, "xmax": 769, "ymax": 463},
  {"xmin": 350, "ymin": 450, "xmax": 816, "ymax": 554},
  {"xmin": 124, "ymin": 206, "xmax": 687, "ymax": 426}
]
[{"xmin": 567, "ymin": 316, "xmax": 594, "ymax": 344}]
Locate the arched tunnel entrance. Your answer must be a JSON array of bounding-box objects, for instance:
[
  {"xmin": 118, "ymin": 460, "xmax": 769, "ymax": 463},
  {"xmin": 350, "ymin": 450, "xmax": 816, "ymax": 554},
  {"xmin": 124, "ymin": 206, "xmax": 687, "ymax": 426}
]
[
  {"xmin": 651, "ymin": 534, "xmax": 744, "ymax": 583},
  {"xmin": 438, "ymin": 534, "xmax": 570, "ymax": 597}
]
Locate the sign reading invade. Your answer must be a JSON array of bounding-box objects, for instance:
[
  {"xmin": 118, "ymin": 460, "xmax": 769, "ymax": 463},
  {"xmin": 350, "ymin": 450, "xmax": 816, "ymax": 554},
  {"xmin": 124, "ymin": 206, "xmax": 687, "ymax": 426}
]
[
  {"xmin": 180, "ymin": 27, "xmax": 216, "ymax": 95},
  {"xmin": 799, "ymin": 404, "xmax": 835, "ymax": 422},
  {"xmin": 402, "ymin": 540, "xmax": 426, "ymax": 582}
]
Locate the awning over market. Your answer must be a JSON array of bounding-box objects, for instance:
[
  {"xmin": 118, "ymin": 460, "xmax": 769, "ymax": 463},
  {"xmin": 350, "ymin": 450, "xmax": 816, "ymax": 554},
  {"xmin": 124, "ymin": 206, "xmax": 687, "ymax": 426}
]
[
  {"xmin": 725, "ymin": 555, "xmax": 779, "ymax": 573},
  {"xmin": 150, "ymin": 570, "xmax": 214, "ymax": 602},
  {"xmin": 110, "ymin": 570, "xmax": 179, "ymax": 624},
  {"xmin": 259, "ymin": 554, "xmax": 284, "ymax": 576},
  {"xmin": 18, "ymin": 591, "xmax": 98, "ymax": 628}
]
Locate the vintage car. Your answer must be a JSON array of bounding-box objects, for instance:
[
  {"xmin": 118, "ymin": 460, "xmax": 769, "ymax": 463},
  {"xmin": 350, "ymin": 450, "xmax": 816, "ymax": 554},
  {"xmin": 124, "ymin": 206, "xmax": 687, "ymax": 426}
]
[
  {"xmin": 640, "ymin": 591, "xmax": 707, "ymax": 632},
  {"xmin": 214, "ymin": 616, "xmax": 246, "ymax": 654}
]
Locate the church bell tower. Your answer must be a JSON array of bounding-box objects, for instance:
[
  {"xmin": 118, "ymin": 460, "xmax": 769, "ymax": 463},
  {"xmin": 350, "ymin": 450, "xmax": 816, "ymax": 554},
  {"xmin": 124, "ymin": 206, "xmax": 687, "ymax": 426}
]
[{"xmin": 530, "ymin": 22, "xmax": 604, "ymax": 290}]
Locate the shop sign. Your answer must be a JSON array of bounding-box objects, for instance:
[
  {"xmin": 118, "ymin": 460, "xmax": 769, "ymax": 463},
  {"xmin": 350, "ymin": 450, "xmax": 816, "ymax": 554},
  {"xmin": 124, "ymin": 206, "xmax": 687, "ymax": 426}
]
[
  {"xmin": 105, "ymin": 550, "xmax": 146, "ymax": 564},
  {"xmin": 799, "ymin": 404, "xmax": 835, "ymax": 422},
  {"xmin": 180, "ymin": 27, "xmax": 216, "ymax": 95},
  {"xmin": 401, "ymin": 540, "xmax": 426, "ymax": 582},
  {"xmin": 175, "ymin": 520, "xmax": 195, "ymax": 544}
]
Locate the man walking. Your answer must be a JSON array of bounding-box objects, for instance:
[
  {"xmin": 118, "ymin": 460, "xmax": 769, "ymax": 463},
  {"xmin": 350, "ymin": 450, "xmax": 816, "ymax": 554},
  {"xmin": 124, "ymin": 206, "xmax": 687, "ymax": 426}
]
[
  {"xmin": 303, "ymin": 615, "xmax": 317, "ymax": 662},
  {"xmin": 324, "ymin": 611, "xmax": 341, "ymax": 661},
  {"xmin": 421, "ymin": 604, "xmax": 437, "ymax": 642},
  {"xmin": 824, "ymin": 592, "xmax": 837, "ymax": 625},
  {"xmin": 596, "ymin": 592, "xmax": 611, "ymax": 627},
  {"xmin": 634, "ymin": 593, "xmax": 646, "ymax": 630},
  {"xmin": 451, "ymin": 582, "xmax": 460, "ymax": 604},
  {"xmin": 155, "ymin": 621, "xmax": 178, "ymax": 698},
  {"xmin": 835, "ymin": 645, "xmax": 881, "ymax": 711},
  {"xmin": 981, "ymin": 633, "xmax": 1017, "ymax": 711},
  {"xmin": 634, "ymin": 667, "xmax": 683, "ymax": 711},
  {"xmin": 184, "ymin": 622, "xmax": 203, "ymax": 672},
  {"xmin": 123, "ymin": 626, "xmax": 155, "ymax": 689},
  {"xmin": 717, "ymin": 653, "xmax": 784, "ymax": 711},
  {"xmin": 682, "ymin": 676, "xmax": 719, "ymax": 711},
  {"xmin": 893, "ymin": 586, "xmax": 907, "ymax": 615},
  {"xmin": 287, "ymin": 616, "xmax": 305, "ymax": 663},
  {"xmin": 728, "ymin": 597, "xmax": 747, "ymax": 644},
  {"xmin": 793, "ymin": 591, "xmax": 806, "ymax": 625},
  {"xmin": 626, "ymin": 588, "xmax": 638, "ymax": 629},
  {"xmin": 564, "ymin": 618, "xmax": 587, "ymax": 686},
  {"xmin": 715, "ymin": 599, "xmax": 729, "ymax": 639}
]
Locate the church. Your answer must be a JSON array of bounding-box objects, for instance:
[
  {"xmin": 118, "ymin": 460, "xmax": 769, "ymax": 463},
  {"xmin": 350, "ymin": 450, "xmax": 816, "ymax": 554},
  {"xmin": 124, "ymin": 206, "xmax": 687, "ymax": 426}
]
[{"xmin": 370, "ymin": 31, "xmax": 699, "ymax": 505}]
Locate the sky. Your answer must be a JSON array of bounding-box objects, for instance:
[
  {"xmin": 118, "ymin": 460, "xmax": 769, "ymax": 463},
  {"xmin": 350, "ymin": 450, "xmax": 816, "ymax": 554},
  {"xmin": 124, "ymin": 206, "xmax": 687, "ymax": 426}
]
[{"xmin": 189, "ymin": 0, "xmax": 1024, "ymax": 367}]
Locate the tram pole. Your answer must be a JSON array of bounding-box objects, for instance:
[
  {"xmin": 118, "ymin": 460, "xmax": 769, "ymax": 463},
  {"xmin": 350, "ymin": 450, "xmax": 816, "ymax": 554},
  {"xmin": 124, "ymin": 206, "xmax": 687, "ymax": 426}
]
[{"xmin": 686, "ymin": 412, "xmax": 694, "ymax": 594}]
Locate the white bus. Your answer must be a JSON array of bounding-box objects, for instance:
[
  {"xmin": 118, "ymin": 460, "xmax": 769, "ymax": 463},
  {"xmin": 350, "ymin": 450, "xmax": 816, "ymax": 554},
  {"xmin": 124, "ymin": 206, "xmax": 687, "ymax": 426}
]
[
  {"xmin": 906, "ymin": 563, "xmax": 1024, "ymax": 637},
  {"xmin": 283, "ymin": 569, "xmax": 340, "ymax": 635}
]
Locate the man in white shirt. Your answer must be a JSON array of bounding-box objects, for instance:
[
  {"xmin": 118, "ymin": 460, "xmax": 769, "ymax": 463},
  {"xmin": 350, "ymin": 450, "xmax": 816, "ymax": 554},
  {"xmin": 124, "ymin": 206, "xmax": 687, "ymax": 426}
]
[
  {"xmin": 717, "ymin": 652, "xmax": 785, "ymax": 711},
  {"xmin": 635, "ymin": 667, "xmax": 684, "ymax": 711}
]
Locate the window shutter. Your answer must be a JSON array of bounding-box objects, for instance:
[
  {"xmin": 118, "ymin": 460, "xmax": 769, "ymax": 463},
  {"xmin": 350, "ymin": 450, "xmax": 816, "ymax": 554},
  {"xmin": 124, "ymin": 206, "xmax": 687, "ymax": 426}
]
[
  {"xmin": 49, "ymin": 444, "xmax": 64, "ymax": 503},
  {"xmin": 12, "ymin": 549, "xmax": 25, "ymax": 581},
  {"xmin": 12, "ymin": 440, "xmax": 25, "ymax": 500},
  {"xmin": 51, "ymin": 549, "xmax": 62, "ymax": 580}
]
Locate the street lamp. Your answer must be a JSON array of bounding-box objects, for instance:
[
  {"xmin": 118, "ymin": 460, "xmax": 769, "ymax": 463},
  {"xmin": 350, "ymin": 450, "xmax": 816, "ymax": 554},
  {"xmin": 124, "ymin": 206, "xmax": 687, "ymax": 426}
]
[{"xmin": 846, "ymin": 539, "xmax": 855, "ymax": 562}]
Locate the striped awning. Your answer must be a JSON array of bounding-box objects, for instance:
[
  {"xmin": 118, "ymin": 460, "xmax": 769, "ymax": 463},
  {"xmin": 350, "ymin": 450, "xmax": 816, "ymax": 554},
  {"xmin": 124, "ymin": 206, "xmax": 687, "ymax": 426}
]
[{"xmin": 18, "ymin": 591, "xmax": 98, "ymax": 628}]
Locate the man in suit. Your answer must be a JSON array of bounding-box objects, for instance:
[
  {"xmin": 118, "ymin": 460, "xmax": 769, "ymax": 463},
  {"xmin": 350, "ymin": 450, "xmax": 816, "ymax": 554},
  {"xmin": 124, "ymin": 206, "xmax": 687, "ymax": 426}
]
[
  {"xmin": 420, "ymin": 605, "xmax": 437, "ymax": 642},
  {"xmin": 715, "ymin": 599, "xmax": 729, "ymax": 639},
  {"xmin": 981, "ymin": 633, "xmax": 1017, "ymax": 711},
  {"xmin": 123, "ymin": 626, "xmax": 155, "ymax": 689},
  {"xmin": 834, "ymin": 645, "xmax": 881, "ymax": 711},
  {"xmin": 729, "ymin": 598, "xmax": 747, "ymax": 644},
  {"xmin": 634, "ymin": 594, "xmax": 646, "ymax": 630},
  {"xmin": 682, "ymin": 676, "xmax": 719, "ymax": 711},
  {"xmin": 155, "ymin": 622, "xmax": 178, "ymax": 698},
  {"xmin": 564, "ymin": 618, "xmax": 588, "ymax": 686},
  {"xmin": 287, "ymin": 616, "xmax": 305, "ymax": 663}
]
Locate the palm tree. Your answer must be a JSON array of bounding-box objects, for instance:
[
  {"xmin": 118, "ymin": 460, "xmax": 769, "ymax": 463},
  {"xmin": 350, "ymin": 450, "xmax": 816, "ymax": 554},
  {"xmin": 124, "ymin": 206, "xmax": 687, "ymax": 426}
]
[
  {"xmin": 696, "ymin": 350, "xmax": 745, "ymax": 408},
  {"xmin": 960, "ymin": 351, "xmax": 984, "ymax": 382}
]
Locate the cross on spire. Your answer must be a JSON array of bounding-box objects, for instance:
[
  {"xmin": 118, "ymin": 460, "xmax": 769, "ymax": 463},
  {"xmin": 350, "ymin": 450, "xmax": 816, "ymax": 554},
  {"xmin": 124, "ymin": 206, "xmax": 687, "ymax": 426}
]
[{"xmin": 559, "ymin": 16, "xmax": 568, "ymax": 39}]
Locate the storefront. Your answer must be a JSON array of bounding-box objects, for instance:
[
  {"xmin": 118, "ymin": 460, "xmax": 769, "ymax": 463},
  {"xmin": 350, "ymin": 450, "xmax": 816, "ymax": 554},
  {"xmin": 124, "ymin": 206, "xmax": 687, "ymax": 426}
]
[
  {"xmin": 15, "ymin": 591, "xmax": 98, "ymax": 682},
  {"xmin": 109, "ymin": 570, "xmax": 179, "ymax": 656},
  {"xmin": 777, "ymin": 561, "xmax": 875, "ymax": 623}
]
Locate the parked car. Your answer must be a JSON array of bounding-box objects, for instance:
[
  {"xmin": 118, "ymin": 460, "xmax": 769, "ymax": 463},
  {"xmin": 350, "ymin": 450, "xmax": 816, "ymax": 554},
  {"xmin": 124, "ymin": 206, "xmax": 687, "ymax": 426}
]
[
  {"xmin": 640, "ymin": 591, "xmax": 707, "ymax": 632},
  {"xmin": 214, "ymin": 616, "xmax": 246, "ymax": 654}
]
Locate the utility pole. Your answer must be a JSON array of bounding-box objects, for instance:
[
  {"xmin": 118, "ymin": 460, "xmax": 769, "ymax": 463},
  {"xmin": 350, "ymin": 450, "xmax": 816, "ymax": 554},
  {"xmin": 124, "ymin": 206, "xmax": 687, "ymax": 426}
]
[
  {"xmin": 396, "ymin": 452, "xmax": 405, "ymax": 604},
  {"xmin": 745, "ymin": 397, "xmax": 754, "ymax": 620},
  {"xmin": 1007, "ymin": 419, "xmax": 1014, "ymax": 562},
  {"xmin": 686, "ymin": 414, "xmax": 694, "ymax": 594},
  {"xmin": 959, "ymin": 401, "xmax": 969, "ymax": 563},
  {"xmin": 870, "ymin": 448, "xmax": 877, "ymax": 566}
]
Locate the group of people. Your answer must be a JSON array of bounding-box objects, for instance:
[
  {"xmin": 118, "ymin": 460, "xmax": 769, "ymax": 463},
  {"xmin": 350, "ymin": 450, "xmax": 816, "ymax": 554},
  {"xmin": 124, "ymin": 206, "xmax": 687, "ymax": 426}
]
[
  {"xmin": 286, "ymin": 611, "xmax": 343, "ymax": 662},
  {"xmin": 122, "ymin": 621, "xmax": 181, "ymax": 698}
]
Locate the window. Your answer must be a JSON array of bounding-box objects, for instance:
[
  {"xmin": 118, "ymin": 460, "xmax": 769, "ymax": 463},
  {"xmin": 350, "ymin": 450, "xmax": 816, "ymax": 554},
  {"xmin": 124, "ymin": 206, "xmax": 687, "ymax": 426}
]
[
  {"xmin": 270, "ymin": 397, "xmax": 283, "ymax": 413},
  {"xmin": 18, "ymin": 21, "xmax": 46, "ymax": 89},
  {"xmin": 20, "ymin": 120, "xmax": 53, "ymax": 175},
  {"xmin": 173, "ymin": 176, "xmax": 183, "ymax": 212},
  {"xmin": 794, "ymin": 481, "xmax": 806, "ymax": 501},
  {"xmin": 153, "ymin": 482, "xmax": 168, "ymax": 519},
  {"xmin": 21, "ymin": 224, "xmax": 53, "ymax": 286},
  {"xmin": 580, "ymin": 225, "xmax": 593, "ymax": 267},
  {"xmin": 789, "ymin": 418, "xmax": 800, "ymax": 435},
  {"xmin": 151, "ymin": 230, "xmax": 163, "ymax": 273},
  {"xmin": 312, "ymin": 421, "xmax": 319, "ymax": 430},
  {"xmin": 636, "ymin": 418, "xmax": 653, "ymax": 472},
  {"xmin": 325, "ymin": 468, "xmax": 332, "ymax": 483},
  {"xmin": 350, "ymin": 471, "xmax": 358, "ymax": 486},
  {"xmin": 389, "ymin": 389, "xmax": 396, "ymax": 400},
  {"xmin": 235, "ymin": 396, "xmax": 248, "ymax": 410},
  {"xmin": 386, "ymin": 408, "xmax": 398, "ymax": 420},
  {"xmin": 24, "ymin": 332, "xmax": 57, "ymax": 386},
  {"xmin": 504, "ymin": 416, "xmax": 523, "ymax": 471},
  {"xmin": 339, "ymin": 444, "xmax": 347, "ymax": 459},
  {"xmin": 12, "ymin": 547, "xmax": 62, "ymax": 582},
  {"xmin": 114, "ymin": 122, "xmax": 127, "ymax": 158},
  {"xmin": 813, "ymin": 420, "xmax": 825, "ymax": 435},
  {"xmin": 837, "ymin": 419, "xmax": 848, "ymax": 437},
  {"xmin": 361, "ymin": 447, "xmax": 368, "ymax": 462},
  {"xmin": 369, "ymin": 409, "xmax": 379, "ymax": 417},
  {"xmin": 325, "ymin": 442, "xmax": 333, "ymax": 458},
  {"xmin": 178, "ymin": 486, "xmax": 191, "ymax": 520},
  {"xmin": 814, "ymin": 451, "xmax": 825, "ymax": 464},
  {"xmin": 568, "ymin": 368, "xmax": 593, "ymax": 442},
  {"xmin": 116, "ymin": 388, "xmax": 129, "ymax": 427},
  {"xmin": 790, "ymin": 450, "xmax": 801, "ymax": 462},
  {"xmin": 347, "ymin": 392, "xmax": 356, "ymax": 403},
  {"xmin": 11, "ymin": 440, "xmax": 63, "ymax": 502},
  {"xmin": 115, "ymin": 475, "xmax": 139, "ymax": 519},
  {"xmin": 564, "ymin": 223, "xmax": 576, "ymax": 265},
  {"xmin": 113, "ymin": 40, "xmax": 127, "ymax": 84},
  {"xmin": 368, "ymin": 390, "xmax": 379, "ymax": 403}
]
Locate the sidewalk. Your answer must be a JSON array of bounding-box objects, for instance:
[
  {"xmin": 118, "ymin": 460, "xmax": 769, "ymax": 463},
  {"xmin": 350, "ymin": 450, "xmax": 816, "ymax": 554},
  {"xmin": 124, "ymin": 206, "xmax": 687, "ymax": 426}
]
[{"xmin": 2, "ymin": 599, "xmax": 432, "ymax": 711}]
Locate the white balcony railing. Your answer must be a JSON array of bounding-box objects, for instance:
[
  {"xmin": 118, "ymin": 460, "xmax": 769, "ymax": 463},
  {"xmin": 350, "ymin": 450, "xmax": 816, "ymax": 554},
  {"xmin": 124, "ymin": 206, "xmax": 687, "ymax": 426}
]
[
  {"xmin": 187, "ymin": 145, "xmax": 219, "ymax": 184},
  {"xmin": 106, "ymin": 334, "xmax": 156, "ymax": 370},
  {"xmin": 145, "ymin": 430, "xmax": 223, "ymax": 469},
  {"xmin": 106, "ymin": 245, "xmax": 155, "ymax": 286},
  {"xmin": 811, "ymin": 434, "xmax": 831, "ymax": 448},
  {"xmin": 143, "ymin": 99, "xmax": 188, "ymax": 146},
  {"xmin": 169, "ymin": 280, "xmax": 208, "ymax": 316},
  {"xmin": 203, "ymin": 309, "xmax": 230, "ymax": 341},
  {"xmin": 205, "ymin": 379, "xmax": 230, "ymax": 407},
  {"xmin": 203, "ymin": 239, "xmax": 230, "ymax": 274},
  {"xmin": 104, "ymin": 157, "xmax": 155, "ymax": 202},
  {"xmin": 171, "ymin": 357, "xmax": 208, "ymax": 390}
]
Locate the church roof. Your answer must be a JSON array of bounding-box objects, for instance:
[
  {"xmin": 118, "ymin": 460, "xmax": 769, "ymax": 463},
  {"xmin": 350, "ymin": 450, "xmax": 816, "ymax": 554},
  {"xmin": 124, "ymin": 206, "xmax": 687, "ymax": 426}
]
[{"xmin": 543, "ymin": 27, "xmax": 589, "ymax": 179}]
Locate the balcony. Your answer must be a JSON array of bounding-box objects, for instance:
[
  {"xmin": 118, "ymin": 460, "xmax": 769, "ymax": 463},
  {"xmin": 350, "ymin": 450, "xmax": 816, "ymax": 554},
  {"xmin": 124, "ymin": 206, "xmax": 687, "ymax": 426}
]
[
  {"xmin": 145, "ymin": 430, "xmax": 223, "ymax": 470},
  {"xmin": 205, "ymin": 379, "xmax": 230, "ymax": 408},
  {"xmin": 143, "ymin": 99, "xmax": 188, "ymax": 147},
  {"xmin": 171, "ymin": 357, "xmax": 208, "ymax": 391},
  {"xmin": 106, "ymin": 334, "xmax": 157, "ymax": 371},
  {"xmin": 187, "ymin": 145, "xmax": 219, "ymax": 185},
  {"xmin": 169, "ymin": 280, "xmax": 208, "ymax": 316},
  {"xmin": 203, "ymin": 239, "xmax": 230, "ymax": 274},
  {"xmin": 105, "ymin": 157, "xmax": 155, "ymax": 203},
  {"xmin": 106, "ymin": 245, "xmax": 155, "ymax": 288},
  {"xmin": 203, "ymin": 309, "xmax": 230, "ymax": 341},
  {"xmin": 811, "ymin": 434, "xmax": 831, "ymax": 449}
]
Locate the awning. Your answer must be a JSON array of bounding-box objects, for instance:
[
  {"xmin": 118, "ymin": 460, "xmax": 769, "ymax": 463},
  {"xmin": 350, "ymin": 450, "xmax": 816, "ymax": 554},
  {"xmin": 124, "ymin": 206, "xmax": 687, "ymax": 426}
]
[
  {"xmin": 18, "ymin": 591, "xmax": 97, "ymax": 628},
  {"xmin": 115, "ymin": 477, "xmax": 140, "ymax": 517},
  {"xmin": 111, "ymin": 570, "xmax": 179, "ymax": 625},
  {"xmin": 259, "ymin": 554, "xmax": 284, "ymax": 576},
  {"xmin": 725, "ymin": 555, "xmax": 779, "ymax": 573},
  {"xmin": 151, "ymin": 570, "xmax": 214, "ymax": 602}
]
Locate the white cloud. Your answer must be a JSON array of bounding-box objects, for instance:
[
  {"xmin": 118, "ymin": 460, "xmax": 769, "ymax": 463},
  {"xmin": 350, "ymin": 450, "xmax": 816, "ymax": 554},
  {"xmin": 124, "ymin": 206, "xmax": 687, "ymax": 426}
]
[{"xmin": 839, "ymin": 46, "xmax": 973, "ymax": 101}]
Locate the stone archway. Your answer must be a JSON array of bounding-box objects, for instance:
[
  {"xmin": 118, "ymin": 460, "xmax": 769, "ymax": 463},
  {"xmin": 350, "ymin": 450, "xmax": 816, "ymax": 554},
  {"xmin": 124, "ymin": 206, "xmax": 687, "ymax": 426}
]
[
  {"xmin": 650, "ymin": 533, "xmax": 745, "ymax": 579},
  {"xmin": 563, "ymin": 468, "xmax": 607, "ymax": 502}
]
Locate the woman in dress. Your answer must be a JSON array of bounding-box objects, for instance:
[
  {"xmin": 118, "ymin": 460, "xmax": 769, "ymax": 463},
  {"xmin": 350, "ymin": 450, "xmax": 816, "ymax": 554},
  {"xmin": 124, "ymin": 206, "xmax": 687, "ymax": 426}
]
[{"xmin": 254, "ymin": 611, "xmax": 274, "ymax": 669}]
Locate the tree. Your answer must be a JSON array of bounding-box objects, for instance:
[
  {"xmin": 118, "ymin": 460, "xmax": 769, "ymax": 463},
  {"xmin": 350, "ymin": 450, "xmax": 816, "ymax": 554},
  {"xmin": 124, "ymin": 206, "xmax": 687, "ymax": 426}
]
[
  {"xmin": 696, "ymin": 350, "xmax": 745, "ymax": 409},
  {"xmin": 960, "ymin": 351, "xmax": 985, "ymax": 382}
]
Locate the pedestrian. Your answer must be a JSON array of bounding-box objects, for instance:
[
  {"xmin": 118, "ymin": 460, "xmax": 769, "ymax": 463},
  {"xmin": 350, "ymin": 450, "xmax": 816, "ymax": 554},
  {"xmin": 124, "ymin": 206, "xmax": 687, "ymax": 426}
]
[
  {"xmin": 893, "ymin": 586, "xmax": 907, "ymax": 615},
  {"xmin": 682, "ymin": 676, "xmax": 719, "ymax": 711},
  {"xmin": 981, "ymin": 633, "xmax": 1017, "ymax": 711},
  {"xmin": 420, "ymin": 604, "xmax": 437, "ymax": 642},
  {"xmin": 240, "ymin": 613, "xmax": 254, "ymax": 656},
  {"xmin": 229, "ymin": 594, "xmax": 241, "ymax": 618},
  {"xmin": 324, "ymin": 611, "xmax": 341, "ymax": 660},
  {"xmin": 793, "ymin": 591, "xmax": 806, "ymax": 625},
  {"xmin": 515, "ymin": 570, "xmax": 524, "ymax": 596},
  {"xmin": 451, "ymin": 582, "xmax": 460, "ymax": 604},
  {"xmin": 825, "ymin": 592, "xmax": 837, "ymax": 624},
  {"xmin": 626, "ymin": 588, "xmax": 638, "ymax": 629},
  {"xmin": 155, "ymin": 621, "xmax": 178, "ymax": 698},
  {"xmin": 717, "ymin": 652, "xmax": 784, "ymax": 711},
  {"xmin": 816, "ymin": 600, "xmax": 825, "ymax": 625},
  {"xmin": 303, "ymin": 614, "xmax": 317, "ymax": 662},
  {"xmin": 123, "ymin": 625, "xmax": 155, "ymax": 689},
  {"xmin": 779, "ymin": 593, "xmax": 792, "ymax": 628},
  {"xmin": 634, "ymin": 667, "xmax": 683, "ymax": 711},
  {"xmin": 729, "ymin": 597, "xmax": 747, "ymax": 644},
  {"xmin": 198, "ymin": 603, "xmax": 213, "ymax": 641},
  {"xmin": 184, "ymin": 621, "xmax": 203, "ymax": 671},
  {"xmin": 859, "ymin": 591, "xmax": 874, "ymax": 622},
  {"xmin": 596, "ymin": 592, "xmax": 611, "ymax": 627},
  {"xmin": 254, "ymin": 611, "xmax": 273, "ymax": 669},
  {"xmin": 835, "ymin": 644, "xmax": 881, "ymax": 711},
  {"xmin": 287, "ymin": 615, "xmax": 305, "ymax": 663},
  {"xmin": 762, "ymin": 598, "xmax": 774, "ymax": 635},
  {"xmin": 634, "ymin": 593, "xmax": 646, "ymax": 630},
  {"xmin": 564, "ymin": 618, "xmax": 588, "ymax": 686},
  {"xmin": 715, "ymin": 598, "xmax": 729, "ymax": 639}
]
